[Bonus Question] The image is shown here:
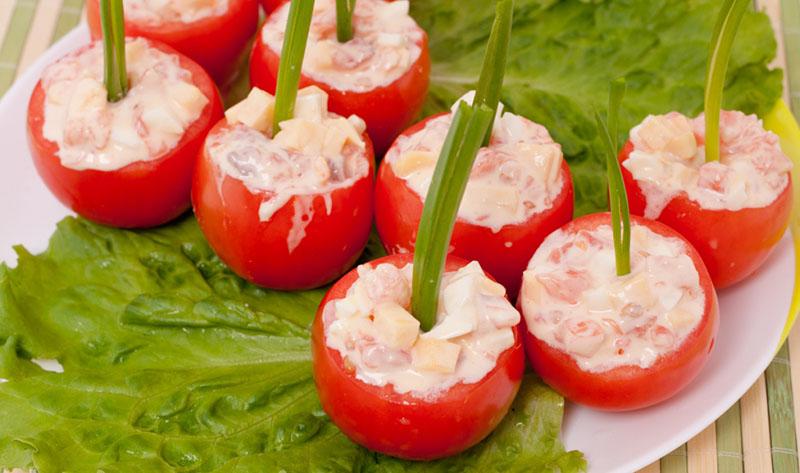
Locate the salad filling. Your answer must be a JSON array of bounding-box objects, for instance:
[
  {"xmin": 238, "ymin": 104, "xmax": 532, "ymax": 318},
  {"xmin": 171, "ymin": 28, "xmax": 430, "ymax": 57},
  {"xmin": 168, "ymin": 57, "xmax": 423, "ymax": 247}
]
[
  {"xmin": 207, "ymin": 86, "xmax": 369, "ymax": 249},
  {"xmin": 262, "ymin": 0, "xmax": 423, "ymax": 93},
  {"xmin": 520, "ymin": 223, "xmax": 705, "ymax": 372},
  {"xmin": 385, "ymin": 92, "xmax": 565, "ymax": 232},
  {"xmin": 41, "ymin": 38, "xmax": 209, "ymax": 172},
  {"xmin": 324, "ymin": 261, "xmax": 520, "ymax": 397},
  {"xmin": 623, "ymin": 110, "xmax": 792, "ymax": 219},
  {"xmin": 124, "ymin": 0, "xmax": 230, "ymax": 25}
]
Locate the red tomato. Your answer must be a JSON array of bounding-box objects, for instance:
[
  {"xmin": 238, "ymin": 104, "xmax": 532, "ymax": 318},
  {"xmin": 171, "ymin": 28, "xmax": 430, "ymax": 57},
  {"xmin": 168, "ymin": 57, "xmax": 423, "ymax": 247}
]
[
  {"xmin": 259, "ymin": 0, "xmax": 286, "ymax": 13},
  {"xmin": 312, "ymin": 253, "xmax": 526, "ymax": 460},
  {"xmin": 192, "ymin": 120, "xmax": 375, "ymax": 290},
  {"xmin": 619, "ymin": 140, "xmax": 793, "ymax": 288},
  {"xmin": 26, "ymin": 40, "xmax": 223, "ymax": 229},
  {"xmin": 374, "ymin": 113, "xmax": 574, "ymax": 299},
  {"xmin": 520, "ymin": 213, "xmax": 719, "ymax": 411},
  {"xmin": 86, "ymin": 0, "xmax": 259, "ymax": 84},
  {"xmin": 249, "ymin": 3, "xmax": 430, "ymax": 154}
]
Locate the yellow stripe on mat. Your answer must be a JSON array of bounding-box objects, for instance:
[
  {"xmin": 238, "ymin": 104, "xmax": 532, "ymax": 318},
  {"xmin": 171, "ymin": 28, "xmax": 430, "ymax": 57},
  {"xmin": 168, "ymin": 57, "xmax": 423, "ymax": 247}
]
[
  {"xmin": 741, "ymin": 375, "xmax": 774, "ymax": 473},
  {"xmin": 688, "ymin": 425, "xmax": 718, "ymax": 473},
  {"xmin": 15, "ymin": 0, "xmax": 62, "ymax": 78},
  {"xmin": 0, "ymin": 0, "xmax": 14, "ymax": 49}
]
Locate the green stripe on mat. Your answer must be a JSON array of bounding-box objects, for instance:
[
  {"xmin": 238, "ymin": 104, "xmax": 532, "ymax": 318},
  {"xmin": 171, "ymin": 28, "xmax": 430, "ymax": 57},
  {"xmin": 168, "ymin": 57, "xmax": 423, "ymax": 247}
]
[
  {"xmin": 717, "ymin": 403, "xmax": 744, "ymax": 473},
  {"xmin": 767, "ymin": 344, "xmax": 800, "ymax": 472},
  {"xmin": 661, "ymin": 444, "xmax": 687, "ymax": 473},
  {"xmin": 52, "ymin": 0, "xmax": 85, "ymax": 44},
  {"xmin": 0, "ymin": 0, "xmax": 38, "ymax": 94},
  {"xmin": 783, "ymin": 0, "xmax": 800, "ymax": 115}
]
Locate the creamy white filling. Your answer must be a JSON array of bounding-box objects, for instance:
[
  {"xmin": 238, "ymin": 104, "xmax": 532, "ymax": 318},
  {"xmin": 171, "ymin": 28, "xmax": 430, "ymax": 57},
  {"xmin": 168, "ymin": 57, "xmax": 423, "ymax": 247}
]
[
  {"xmin": 208, "ymin": 86, "xmax": 369, "ymax": 251},
  {"xmin": 623, "ymin": 111, "xmax": 792, "ymax": 219},
  {"xmin": 124, "ymin": 0, "xmax": 230, "ymax": 25},
  {"xmin": 324, "ymin": 261, "xmax": 520, "ymax": 398},
  {"xmin": 386, "ymin": 92, "xmax": 565, "ymax": 233},
  {"xmin": 520, "ymin": 223, "xmax": 705, "ymax": 373},
  {"xmin": 42, "ymin": 38, "xmax": 208, "ymax": 171},
  {"xmin": 262, "ymin": 0, "xmax": 423, "ymax": 93}
]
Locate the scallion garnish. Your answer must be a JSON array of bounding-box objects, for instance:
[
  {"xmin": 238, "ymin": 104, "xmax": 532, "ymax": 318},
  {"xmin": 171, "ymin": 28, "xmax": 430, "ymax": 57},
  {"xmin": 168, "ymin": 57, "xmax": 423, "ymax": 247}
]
[
  {"xmin": 273, "ymin": 0, "xmax": 314, "ymax": 136},
  {"xmin": 595, "ymin": 78, "xmax": 630, "ymax": 276},
  {"xmin": 100, "ymin": 0, "xmax": 128, "ymax": 102},
  {"xmin": 336, "ymin": 0, "xmax": 355, "ymax": 43},
  {"xmin": 704, "ymin": 0, "xmax": 750, "ymax": 162},
  {"xmin": 410, "ymin": 0, "xmax": 513, "ymax": 331}
]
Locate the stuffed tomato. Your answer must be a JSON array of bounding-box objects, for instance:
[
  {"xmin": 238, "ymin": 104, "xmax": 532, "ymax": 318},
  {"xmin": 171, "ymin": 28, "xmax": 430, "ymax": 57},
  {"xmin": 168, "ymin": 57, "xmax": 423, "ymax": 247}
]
[
  {"xmin": 619, "ymin": 111, "xmax": 793, "ymax": 288},
  {"xmin": 192, "ymin": 86, "xmax": 374, "ymax": 289},
  {"xmin": 86, "ymin": 0, "xmax": 259, "ymax": 84},
  {"xmin": 375, "ymin": 94, "xmax": 574, "ymax": 298},
  {"xmin": 250, "ymin": 0, "xmax": 430, "ymax": 154},
  {"xmin": 519, "ymin": 213, "xmax": 718, "ymax": 411},
  {"xmin": 26, "ymin": 38, "xmax": 222, "ymax": 228},
  {"xmin": 312, "ymin": 253, "xmax": 525, "ymax": 460}
]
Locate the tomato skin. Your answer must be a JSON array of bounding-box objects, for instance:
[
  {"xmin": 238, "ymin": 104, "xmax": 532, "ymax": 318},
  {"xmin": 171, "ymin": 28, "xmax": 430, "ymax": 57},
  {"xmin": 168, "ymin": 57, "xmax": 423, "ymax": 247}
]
[
  {"xmin": 86, "ymin": 0, "xmax": 259, "ymax": 84},
  {"xmin": 374, "ymin": 114, "xmax": 574, "ymax": 299},
  {"xmin": 26, "ymin": 40, "xmax": 223, "ymax": 229},
  {"xmin": 619, "ymin": 140, "xmax": 793, "ymax": 288},
  {"xmin": 249, "ymin": 13, "xmax": 430, "ymax": 154},
  {"xmin": 312, "ymin": 253, "xmax": 526, "ymax": 460},
  {"xmin": 192, "ymin": 121, "xmax": 375, "ymax": 290},
  {"xmin": 520, "ymin": 213, "xmax": 719, "ymax": 411},
  {"xmin": 259, "ymin": 0, "xmax": 286, "ymax": 13}
]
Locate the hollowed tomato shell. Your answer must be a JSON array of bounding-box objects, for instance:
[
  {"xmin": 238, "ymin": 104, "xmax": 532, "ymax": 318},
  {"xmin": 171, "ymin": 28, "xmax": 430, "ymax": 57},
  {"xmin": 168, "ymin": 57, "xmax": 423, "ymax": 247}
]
[
  {"xmin": 192, "ymin": 120, "xmax": 375, "ymax": 290},
  {"xmin": 249, "ymin": 14, "xmax": 430, "ymax": 155},
  {"xmin": 375, "ymin": 113, "xmax": 574, "ymax": 300},
  {"xmin": 619, "ymin": 140, "xmax": 793, "ymax": 288},
  {"xmin": 26, "ymin": 40, "xmax": 224, "ymax": 229},
  {"xmin": 312, "ymin": 252, "xmax": 526, "ymax": 460},
  {"xmin": 86, "ymin": 0, "xmax": 259, "ymax": 84},
  {"xmin": 520, "ymin": 213, "xmax": 719, "ymax": 411}
]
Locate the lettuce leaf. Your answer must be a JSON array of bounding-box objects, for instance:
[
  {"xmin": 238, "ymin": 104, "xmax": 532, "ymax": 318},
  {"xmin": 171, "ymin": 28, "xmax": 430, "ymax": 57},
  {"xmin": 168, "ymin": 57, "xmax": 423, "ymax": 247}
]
[
  {"xmin": 0, "ymin": 217, "xmax": 583, "ymax": 472},
  {"xmin": 412, "ymin": 0, "xmax": 782, "ymax": 215}
]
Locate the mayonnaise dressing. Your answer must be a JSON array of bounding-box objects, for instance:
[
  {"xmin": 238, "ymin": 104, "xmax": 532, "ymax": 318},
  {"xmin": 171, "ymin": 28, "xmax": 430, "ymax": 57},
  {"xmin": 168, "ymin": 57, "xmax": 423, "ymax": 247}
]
[
  {"xmin": 207, "ymin": 86, "xmax": 370, "ymax": 251},
  {"xmin": 623, "ymin": 111, "xmax": 792, "ymax": 219},
  {"xmin": 124, "ymin": 0, "xmax": 229, "ymax": 25},
  {"xmin": 41, "ymin": 38, "xmax": 208, "ymax": 172},
  {"xmin": 520, "ymin": 223, "xmax": 705, "ymax": 373},
  {"xmin": 386, "ymin": 92, "xmax": 565, "ymax": 233},
  {"xmin": 262, "ymin": 0, "xmax": 423, "ymax": 93},
  {"xmin": 324, "ymin": 261, "xmax": 520, "ymax": 398}
]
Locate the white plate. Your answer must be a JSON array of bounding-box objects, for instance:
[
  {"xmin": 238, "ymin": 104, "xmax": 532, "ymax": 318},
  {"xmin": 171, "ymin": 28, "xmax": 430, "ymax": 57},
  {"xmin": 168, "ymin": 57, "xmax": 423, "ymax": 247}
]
[{"xmin": 0, "ymin": 25, "xmax": 794, "ymax": 473}]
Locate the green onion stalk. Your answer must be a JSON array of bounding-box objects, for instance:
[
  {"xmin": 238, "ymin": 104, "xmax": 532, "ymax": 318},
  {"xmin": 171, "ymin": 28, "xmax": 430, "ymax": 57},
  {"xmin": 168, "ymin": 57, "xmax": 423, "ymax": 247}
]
[
  {"xmin": 704, "ymin": 0, "xmax": 750, "ymax": 162},
  {"xmin": 594, "ymin": 78, "xmax": 630, "ymax": 276},
  {"xmin": 273, "ymin": 0, "xmax": 314, "ymax": 136},
  {"xmin": 410, "ymin": 0, "xmax": 514, "ymax": 332},
  {"xmin": 336, "ymin": 0, "xmax": 356, "ymax": 43},
  {"xmin": 100, "ymin": 0, "xmax": 128, "ymax": 102}
]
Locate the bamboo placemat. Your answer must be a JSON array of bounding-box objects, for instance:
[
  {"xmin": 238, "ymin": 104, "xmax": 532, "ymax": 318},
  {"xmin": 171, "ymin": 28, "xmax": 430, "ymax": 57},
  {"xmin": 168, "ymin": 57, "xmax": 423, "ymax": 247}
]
[{"xmin": 0, "ymin": 1, "xmax": 799, "ymax": 472}]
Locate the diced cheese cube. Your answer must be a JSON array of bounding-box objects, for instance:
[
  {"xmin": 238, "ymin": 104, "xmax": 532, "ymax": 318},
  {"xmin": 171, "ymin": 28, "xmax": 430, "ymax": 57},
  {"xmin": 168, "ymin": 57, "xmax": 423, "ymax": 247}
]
[
  {"xmin": 635, "ymin": 113, "xmax": 696, "ymax": 159},
  {"xmin": 347, "ymin": 114, "xmax": 366, "ymax": 134},
  {"xmin": 393, "ymin": 150, "xmax": 436, "ymax": 177},
  {"xmin": 521, "ymin": 271, "xmax": 544, "ymax": 304},
  {"xmin": 412, "ymin": 337, "xmax": 461, "ymax": 374},
  {"xmin": 167, "ymin": 81, "xmax": 207, "ymax": 122},
  {"xmin": 377, "ymin": 0, "xmax": 409, "ymax": 19},
  {"xmin": 308, "ymin": 40, "xmax": 335, "ymax": 69},
  {"xmin": 110, "ymin": 106, "xmax": 141, "ymax": 148},
  {"xmin": 225, "ymin": 87, "xmax": 275, "ymax": 133},
  {"xmin": 526, "ymin": 143, "xmax": 561, "ymax": 188},
  {"xmin": 328, "ymin": 117, "xmax": 365, "ymax": 149},
  {"xmin": 141, "ymin": 106, "xmax": 184, "ymax": 135},
  {"xmin": 294, "ymin": 86, "xmax": 328, "ymax": 122},
  {"xmin": 377, "ymin": 33, "xmax": 406, "ymax": 47},
  {"xmin": 373, "ymin": 302, "xmax": 420, "ymax": 350},
  {"xmin": 124, "ymin": 38, "xmax": 148, "ymax": 64},
  {"xmin": 66, "ymin": 77, "xmax": 106, "ymax": 117},
  {"xmin": 322, "ymin": 125, "xmax": 348, "ymax": 158},
  {"xmin": 609, "ymin": 272, "xmax": 656, "ymax": 310},
  {"xmin": 472, "ymin": 328, "xmax": 516, "ymax": 354},
  {"xmin": 666, "ymin": 308, "xmax": 697, "ymax": 332},
  {"xmin": 479, "ymin": 277, "xmax": 506, "ymax": 297},
  {"xmin": 274, "ymin": 118, "xmax": 325, "ymax": 154},
  {"xmin": 465, "ymin": 182, "xmax": 519, "ymax": 213}
]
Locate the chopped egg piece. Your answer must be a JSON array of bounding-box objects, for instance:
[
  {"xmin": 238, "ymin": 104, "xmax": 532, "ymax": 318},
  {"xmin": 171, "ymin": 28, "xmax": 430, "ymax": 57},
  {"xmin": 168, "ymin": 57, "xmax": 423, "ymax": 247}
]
[
  {"xmin": 521, "ymin": 223, "xmax": 706, "ymax": 373},
  {"xmin": 386, "ymin": 92, "xmax": 565, "ymax": 232},
  {"xmin": 624, "ymin": 110, "xmax": 792, "ymax": 219},
  {"xmin": 262, "ymin": 0, "xmax": 423, "ymax": 93},
  {"xmin": 42, "ymin": 38, "xmax": 208, "ymax": 171},
  {"xmin": 325, "ymin": 261, "xmax": 519, "ymax": 398}
]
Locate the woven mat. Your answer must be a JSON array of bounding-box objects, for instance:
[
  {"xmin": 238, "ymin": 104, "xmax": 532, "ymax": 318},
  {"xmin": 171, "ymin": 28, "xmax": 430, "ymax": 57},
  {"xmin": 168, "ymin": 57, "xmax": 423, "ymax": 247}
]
[{"xmin": 1, "ymin": 1, "xmax": 799, "ymax": 472}]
